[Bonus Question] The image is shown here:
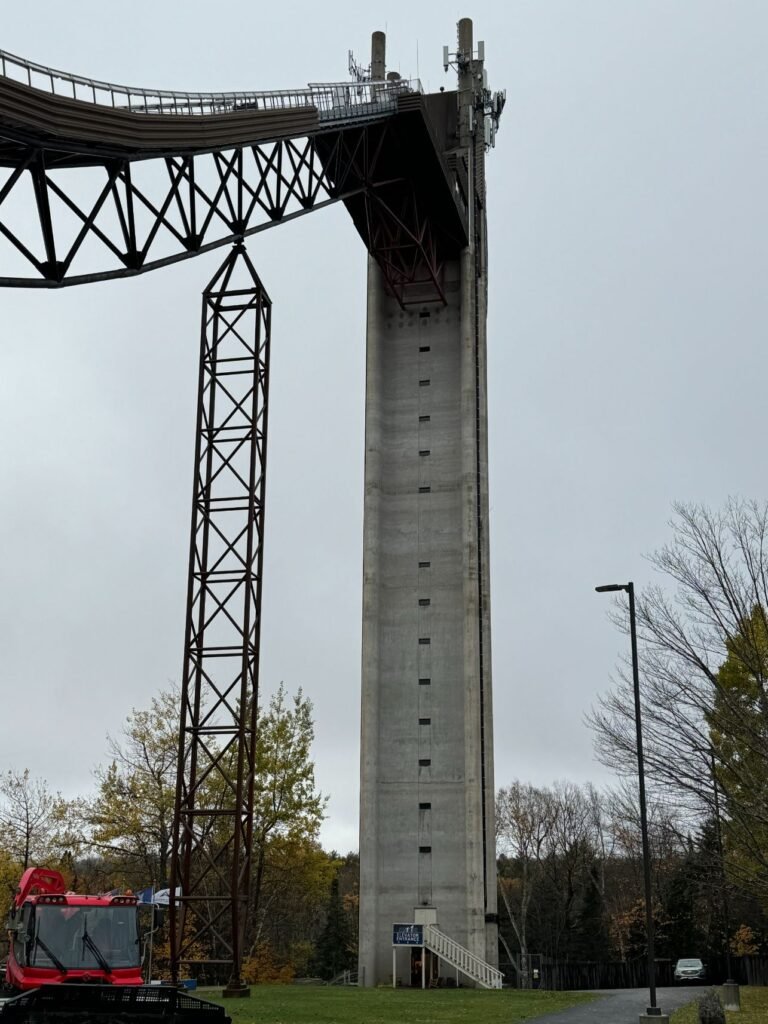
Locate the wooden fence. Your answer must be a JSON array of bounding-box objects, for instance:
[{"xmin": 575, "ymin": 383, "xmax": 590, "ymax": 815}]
[{"xmin": 500, "ymin": 955, "xmax": 768, "ymax": 990}]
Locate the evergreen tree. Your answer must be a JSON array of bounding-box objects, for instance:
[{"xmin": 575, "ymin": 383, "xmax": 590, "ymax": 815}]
[
  {"xmin": 662, "ymin": 853, "xmax": 705, "ymax": 960},
  {"xmin": 572, "ymin": 865, "xmax": 611, "ymax": 961},
  {"xmin": 709, "ymin": 605, "xmax": 768, "ymax": 902},
  {"xmin": 312, "ymin": 877, "xmax": 355, "ymax": 980}
]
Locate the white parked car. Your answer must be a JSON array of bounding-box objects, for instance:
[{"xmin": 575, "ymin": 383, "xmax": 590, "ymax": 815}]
[{"xmin": 674, "ymin": 958, "xmax": 706, "ymax": 982}]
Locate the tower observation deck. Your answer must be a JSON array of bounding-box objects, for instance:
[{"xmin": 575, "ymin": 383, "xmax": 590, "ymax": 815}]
[{"xmin": 0, "ymin": 16, "xmax": 503, "ymax": 990}]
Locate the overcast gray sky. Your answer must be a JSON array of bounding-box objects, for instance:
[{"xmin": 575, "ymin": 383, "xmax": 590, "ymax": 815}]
[{"xmin": 1, "ymin": 2, "xmax": 767, "ymax": 857}]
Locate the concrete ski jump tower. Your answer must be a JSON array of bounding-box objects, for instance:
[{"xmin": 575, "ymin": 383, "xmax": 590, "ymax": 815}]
[
  {"xmin": 358, "ymin": 19, "xmax": 502, "ymax": 987},
  {"xmin": 0, "ymin": 15, "xmax": 502, "ymax": 990}
]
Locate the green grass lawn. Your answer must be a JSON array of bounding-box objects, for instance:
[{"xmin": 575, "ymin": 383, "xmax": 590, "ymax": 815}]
[
  {"xmin": 201, "ymin": 985, "xmax": 596, "ymax": 1024},
  {"xmin": 670, "ymin": 986, "xmax": 768, "ymax": 1023}
]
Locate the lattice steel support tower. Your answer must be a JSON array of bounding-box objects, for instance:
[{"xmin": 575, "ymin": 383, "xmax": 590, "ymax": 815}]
[
  {"xmin": 169, "ymin": 244, "xmax": 271, "ymax": 994},
  {"xmin": 358, "ymin": 19, "xmax": 498, "ymax": 986}
]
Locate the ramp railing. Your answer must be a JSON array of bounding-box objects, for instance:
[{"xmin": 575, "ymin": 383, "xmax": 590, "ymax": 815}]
[
  {"xmin": 424, "ymin": 925, "xmax": 503, "ymax": 990},
  {"xmin": 0, "ymin": 48, "xmax": 421, "ymax": 125}
]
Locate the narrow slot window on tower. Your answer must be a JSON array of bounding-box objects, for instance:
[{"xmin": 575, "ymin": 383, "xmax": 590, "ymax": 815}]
[
  {"xmin": 418, "ymin": 759, "xmax": 431, "ymax": 767},
  {"xmin": 418, "ymin": 678, "xmax": 431, "ymax": 686},
  {"xmin": 418, "ymin": 561, "xmax": 431, "ymax": 568},
  {"xmin": 419, "ymin": 415, "xmax": 431, "ymax": 423},
  {"xmin": 419, "ymin": 717, "xmax": 431, "ymax": 725},
  {"xmin": 418, "ymin": 638, "xmax": 431, "ymax": 645},
  {"xmin": 419, "ymin": 449, "xmax": 431, "ymax": 457},
  {"xmin": 419, "ymin": 379, "xmax": 431, "ymax": 387},
  {"xmin": 418, "ymin": 486, "xmax": 431, "ymax": 494},
  {"xmin": 419, "ymin": 802, "xmax": 432, "ymax": 810},
  {"xmin": 418, "ymin": 598, "xmax": 430, "ymax": 606},
  {"xmin": 419, "ymin": 846, "xmax": 432, "ymax": 853},
  {"xmin": 419, "ymin": 345, "xmax": 431, "ymax": 352}
]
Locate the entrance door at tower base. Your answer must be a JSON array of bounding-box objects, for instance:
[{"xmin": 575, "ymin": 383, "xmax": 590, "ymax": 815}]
[
  {"xmin": 391, "ymin": 913, "xmax": 502, "ymax": 990},
  {"xmin": 391, "ymin": 922, "xmax": 424, "ymax": 988}
]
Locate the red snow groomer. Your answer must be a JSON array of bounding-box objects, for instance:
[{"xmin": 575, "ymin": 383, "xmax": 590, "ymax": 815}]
[
  {"xmin": 4, "ymin": 867, "xmax": 143, "ymax": 991},
  {"xmin": 1, "ymin": 868, "xmax": 229, "ymax": 1024}
]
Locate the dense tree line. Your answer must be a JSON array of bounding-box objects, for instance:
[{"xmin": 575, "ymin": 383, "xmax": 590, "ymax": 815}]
[{"xmin": 496, "ymin": 779, "xmax": 767, "ymax": 975}]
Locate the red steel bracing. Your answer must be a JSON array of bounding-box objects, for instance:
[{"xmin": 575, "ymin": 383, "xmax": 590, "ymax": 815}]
[
  {"xmin": 169, "ymin": 244, "xmax": 271, "ymax": 988},
  {"xmin": 366, "ymin": 188, "xmax": 446, "ymax": 306}
]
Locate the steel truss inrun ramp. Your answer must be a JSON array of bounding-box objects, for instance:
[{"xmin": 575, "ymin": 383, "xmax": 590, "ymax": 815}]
[
  {"xmin": 169, "ymin": 244, "xmax": 271, "ymax": 993},
  {"xmin": 0, "ymin": 49, "xmax": 465, "ymax": 305}
]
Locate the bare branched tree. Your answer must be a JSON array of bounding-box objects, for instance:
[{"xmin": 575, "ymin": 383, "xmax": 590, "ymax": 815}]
[
  {"xmin": 0, "ymin": 769, "xmax": 59, "ymax": 868},
  {"xmin": 496, "ymin": 782, "xmax": 554, "ymax": 970},
  {"xmin": 588, "ymin": 499, "xmax": 768, "ymax": 897},
  {"xmin": 542, "ymin": 782, "xmax": 596, "ymax": 956}
]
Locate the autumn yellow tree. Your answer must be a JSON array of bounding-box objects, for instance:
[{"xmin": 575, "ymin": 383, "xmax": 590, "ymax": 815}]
[
  {"xmin": 80, "ymin": 687, "xmax": 179, "ymax": 888},
  {"xmin": 80, "ymin": 683, "xmax": 327, "ymax": 927},
  {"xmin": 249, "ymin": 685, "xmax": 327, "ymax": 925}
]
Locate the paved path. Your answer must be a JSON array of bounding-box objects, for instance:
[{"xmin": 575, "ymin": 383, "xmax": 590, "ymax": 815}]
[{"xmin": 534, "ymin": 986, "xmax": 702, "ymax": 1022}]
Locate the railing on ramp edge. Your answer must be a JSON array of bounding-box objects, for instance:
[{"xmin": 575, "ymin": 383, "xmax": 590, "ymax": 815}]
[{"xmin": 0, "ymin": 48, "xmax": 421, "ymax": 126}]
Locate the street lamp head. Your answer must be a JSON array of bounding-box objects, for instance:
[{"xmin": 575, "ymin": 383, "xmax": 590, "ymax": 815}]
[{"xmin": 595, "ymin": 583, "xmax": 628, "ymax": 593}]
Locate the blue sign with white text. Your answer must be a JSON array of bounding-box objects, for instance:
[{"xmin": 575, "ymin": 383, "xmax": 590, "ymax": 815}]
[{"xmin": 392, "ymin": 923, "xmax": 424, "ymax": 946}]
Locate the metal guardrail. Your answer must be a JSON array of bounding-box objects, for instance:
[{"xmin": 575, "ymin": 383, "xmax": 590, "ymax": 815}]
[
  {"xmin": 424, "ymin": 925, "xmax": 503, "ymax": 990},
  {"xmin": 309, "ymin": 81, "xmax": 421, "ymax": 124},
  {"xmin": 0, "ymin": 47, "xmax": 421, "ymax": 124},
  {"xmin": 328, "ymin": 969, "xmax": 358, "ymax": 985}
]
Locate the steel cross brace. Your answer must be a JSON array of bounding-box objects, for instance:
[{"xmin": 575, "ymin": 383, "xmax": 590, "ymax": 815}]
[
  {"xmin": 0, "ymin": 122, "xmax": 413, "ymax": 287},
  {"xmin": 365, "ymin": 187, "xmax": 446, "ymax": 306}
]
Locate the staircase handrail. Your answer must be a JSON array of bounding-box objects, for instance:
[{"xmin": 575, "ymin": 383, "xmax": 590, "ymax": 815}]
[{"xmin": 424, "ymin": 925, "xmax": 503, "ymax": 990}]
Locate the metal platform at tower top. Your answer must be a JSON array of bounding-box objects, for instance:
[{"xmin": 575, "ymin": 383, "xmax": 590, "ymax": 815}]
[{"xmin": 0, "ymin": 39, "xmax": 503, "ymax": 297}]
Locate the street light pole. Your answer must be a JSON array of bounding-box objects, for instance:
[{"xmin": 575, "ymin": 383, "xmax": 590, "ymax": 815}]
[
  {"xmin": 710, "ymin": 748, "xmax": 733, "ymax": 979},
  {"xmin": 710, "ymin": 748, "xmax": 741, "ymax": 1010},
  {"xmin": 596, "ymin": 581, "xmax": 662, "ymax": 1019}
]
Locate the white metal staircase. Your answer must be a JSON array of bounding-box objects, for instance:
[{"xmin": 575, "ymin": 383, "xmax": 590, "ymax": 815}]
[{"xmin": 424, "ymin": 925, "xmax": 503, "ymax": 990}]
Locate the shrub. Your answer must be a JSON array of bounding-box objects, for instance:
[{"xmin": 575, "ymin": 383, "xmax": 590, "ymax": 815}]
[
  {"xmin": 241, "ymin": 941, "xmax": 295, "ymax": 984},
  {"xmin": 698, "ymin": 989, "xmax": 725, "ymax": 1024}
]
